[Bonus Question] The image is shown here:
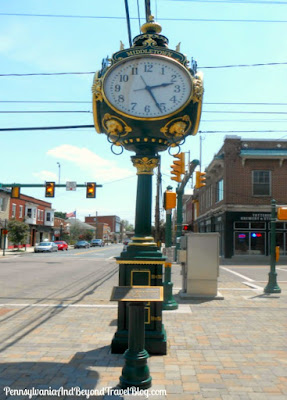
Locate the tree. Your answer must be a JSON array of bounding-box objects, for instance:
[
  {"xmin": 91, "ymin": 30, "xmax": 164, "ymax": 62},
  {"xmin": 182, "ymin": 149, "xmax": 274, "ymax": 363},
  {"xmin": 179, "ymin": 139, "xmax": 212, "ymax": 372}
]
[
  {"xmin": 54, "ymin": 211, "xmax": 67, "ymax": 219},
  {"xmin": 122, "ymin": 219, "xmax": 134, "ymax": 232},
  {"xmin": 8, "ymin": 219, "xmax": 29, "ymax": 248}
]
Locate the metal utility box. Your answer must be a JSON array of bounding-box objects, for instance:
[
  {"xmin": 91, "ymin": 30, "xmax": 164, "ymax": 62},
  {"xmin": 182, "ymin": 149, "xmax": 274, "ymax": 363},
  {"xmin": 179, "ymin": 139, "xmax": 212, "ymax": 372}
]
[{"xmin": 180, "ymin": 233, "xmax": 223, "ymax": 299}]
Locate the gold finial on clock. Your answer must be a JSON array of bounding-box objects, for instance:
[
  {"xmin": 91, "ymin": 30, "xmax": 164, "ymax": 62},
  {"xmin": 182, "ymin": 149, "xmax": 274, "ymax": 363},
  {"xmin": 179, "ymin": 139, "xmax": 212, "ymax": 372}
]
[{"xmin": 141, "ymin": 15, "xmax": 162, "ymax": 34}]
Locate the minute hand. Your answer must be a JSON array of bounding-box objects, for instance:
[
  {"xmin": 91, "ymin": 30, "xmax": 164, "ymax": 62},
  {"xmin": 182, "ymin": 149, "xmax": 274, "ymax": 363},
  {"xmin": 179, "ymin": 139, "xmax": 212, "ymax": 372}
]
[{"xmin": 134, "ymin": 82, "xmax": 174, "ymax": 92}]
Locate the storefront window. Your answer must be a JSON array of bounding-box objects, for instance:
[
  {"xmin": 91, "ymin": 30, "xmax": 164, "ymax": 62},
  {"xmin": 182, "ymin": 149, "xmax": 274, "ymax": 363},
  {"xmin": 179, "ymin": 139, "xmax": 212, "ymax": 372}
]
[
  {"xmin": 235, "ymin": 232, "xmax": 249, "ymax": 254},
  {"xmin": 234, "ymin": 232, "xmax": 266, "ymax": 255},
  {"xmin": 251, "ymin": 222, "xmax": 266, "ymax": 229},
  {"xmin": 234, "ymin": 222, "xmax": 249, "ymax": 229},
  {"xmin": 250, "ymin": 232, "xmax": 265, "ymax": 255}
]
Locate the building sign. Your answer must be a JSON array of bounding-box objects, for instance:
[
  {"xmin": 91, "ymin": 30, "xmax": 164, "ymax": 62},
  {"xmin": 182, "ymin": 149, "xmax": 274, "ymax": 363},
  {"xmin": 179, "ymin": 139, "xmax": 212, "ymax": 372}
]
[{"xmin": 240, "ymin": 213, "xmax": 270, "ymax": 221}]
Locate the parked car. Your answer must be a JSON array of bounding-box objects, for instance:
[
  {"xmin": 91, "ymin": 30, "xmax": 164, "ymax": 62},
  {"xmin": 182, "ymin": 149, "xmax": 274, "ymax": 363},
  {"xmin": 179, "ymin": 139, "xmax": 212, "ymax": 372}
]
[
  {"xmin": 90, "ymin": 239, "xmax": 104, "ymax": 247},
  {"xmin": 34, "ymin": 242, "xmax": 58, "ymax": 253},
  {"xmin": 74, "ymin": 240, "xmax": 90, "ymax": 249},
  {"xmin": 54, "ymin": 241, "xmax": 68, "ymax": 251},
  {"xmin": 123, "ymin": 238, "xmax": 132, "ymax": 251}
]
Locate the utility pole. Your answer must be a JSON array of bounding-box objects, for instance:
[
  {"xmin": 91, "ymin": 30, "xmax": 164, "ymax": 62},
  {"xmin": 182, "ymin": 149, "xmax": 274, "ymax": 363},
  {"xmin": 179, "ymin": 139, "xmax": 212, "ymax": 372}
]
[
  {"xmin": 57, "ymin": 162, "xmax": 61, "ymax": 184},
  {"xmin": 175, "ymin": 159, "xmax": 200, "ymax": 260}
]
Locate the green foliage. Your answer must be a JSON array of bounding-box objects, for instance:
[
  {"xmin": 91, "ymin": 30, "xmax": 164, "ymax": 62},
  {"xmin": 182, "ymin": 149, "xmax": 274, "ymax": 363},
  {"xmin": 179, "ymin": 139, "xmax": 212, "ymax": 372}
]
[
  {"xmin": 8, "ymin": 219, "xmax": 29, "ymax": 246},
  {"xmin": 69, "ymin": 222, "xmax": 94, "ymax": 242},
  {"xmin": 122, "ymin": 219, "xmax": 134, "ymax": 232},
  {"xmin": 54, "ymin": 211, "xmax": 67, "ymax": 219}
]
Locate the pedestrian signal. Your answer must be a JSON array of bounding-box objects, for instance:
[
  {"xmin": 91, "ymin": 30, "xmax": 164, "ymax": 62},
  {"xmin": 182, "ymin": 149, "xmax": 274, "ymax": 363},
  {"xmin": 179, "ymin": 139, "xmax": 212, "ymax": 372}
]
[
  {"xmin": 163, "ymin": 191, "xmax": 176, "ymax": 210},
  {"xmin": 45, "ymin": 182, "xmax": 55, "ymax": 198},
  {"xmin": 277, "ymin": 207, "xmax": 287, "ymax": 220},
  {"xmin": 86, "ymin": 182, "xmax": 96, "ymax": 198}
]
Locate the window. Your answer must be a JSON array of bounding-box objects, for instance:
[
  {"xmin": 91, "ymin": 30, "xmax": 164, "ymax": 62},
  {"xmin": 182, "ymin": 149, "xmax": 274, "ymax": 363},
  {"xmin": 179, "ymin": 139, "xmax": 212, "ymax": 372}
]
[
  {"xmin": 12, "ymin": 204, "xmax": 16, "ymax": 218},
  {"xmin": 216, "ymin": 179, "xmax": 224, "ymax": 202},
  {"xmin": 46, "ymin": 212, "xmax": 51, "ymax": 222},
  {"xmin": 252, "ymin": 170, "xmax": 271, "ymax": 196},
  {"xmin": 0, "ymin": 197, "xmax": 4, "ymax": 211},
  {"xmin": 27, "ymin": 208, "xmax": 32, "ymax": 218},
  {"xmin": 19, "ymin": 205, "xmax": 23, "ymax": 218}
]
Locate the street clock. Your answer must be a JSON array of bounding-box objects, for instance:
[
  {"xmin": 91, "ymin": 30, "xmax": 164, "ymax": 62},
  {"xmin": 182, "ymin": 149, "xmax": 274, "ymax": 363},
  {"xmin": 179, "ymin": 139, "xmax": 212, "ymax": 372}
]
[
  {"xmin": 102, "ymin": 55, "xmax": 193, "ymax": 120},
  {"xmin": 92, "ymin": 17, "xmax": 203, "ymax": 154}
]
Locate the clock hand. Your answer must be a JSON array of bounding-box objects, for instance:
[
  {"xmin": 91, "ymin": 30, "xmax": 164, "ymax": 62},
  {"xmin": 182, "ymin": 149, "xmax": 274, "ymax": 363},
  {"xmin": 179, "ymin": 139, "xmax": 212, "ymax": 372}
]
[
  {"xmin": 136, "ymin": 75, "xmax": 162, "ymax": 112},
  {"xmin": 133, "ymin": 82, "xmax": 174, "ymax": 92}
]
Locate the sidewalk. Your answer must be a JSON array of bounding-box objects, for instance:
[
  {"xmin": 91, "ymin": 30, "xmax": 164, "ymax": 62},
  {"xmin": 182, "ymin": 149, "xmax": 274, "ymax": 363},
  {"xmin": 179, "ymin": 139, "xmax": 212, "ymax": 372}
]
[{"xmin": 0, "ymin": 262, "xmax": 286, "ymax": 399}]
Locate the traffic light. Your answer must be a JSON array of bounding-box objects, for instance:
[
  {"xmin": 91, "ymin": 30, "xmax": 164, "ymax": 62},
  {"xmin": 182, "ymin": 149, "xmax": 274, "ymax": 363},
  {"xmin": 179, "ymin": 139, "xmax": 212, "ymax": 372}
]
[
  {"xmin": 163, "ymin": 190, "xmax": 176, "ymax": 210},
  {"xmin": 45, "ymin": 182, "xmax": 55, "ymax": 197},
  {"xmin": 195, "ymin": 171, "xmax": 206, "ymax": 189},
  {"xmin": 11, "ymin": 186, "xmax": 20, "ymax": 198},
  {"xmin": 277, "ymin": 207, "xmax": 287, "ymax": 220},
  {"xmin": 182, "ymin": 223, "xmax": 193, "ymax": 233},
  {"xmin": 171, "ymin": 152, "xmax": 185, "ymax": 183},
  {"xmin": 86, "ymin": 182, "xmax": 96, "ymax": 198}
]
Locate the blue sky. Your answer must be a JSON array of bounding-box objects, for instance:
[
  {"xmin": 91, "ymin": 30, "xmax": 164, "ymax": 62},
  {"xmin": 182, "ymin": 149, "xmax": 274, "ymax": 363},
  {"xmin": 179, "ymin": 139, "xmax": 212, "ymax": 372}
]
[{"xmin": 1, "ymin": 0, "xmax": 287, "ymax": 225}]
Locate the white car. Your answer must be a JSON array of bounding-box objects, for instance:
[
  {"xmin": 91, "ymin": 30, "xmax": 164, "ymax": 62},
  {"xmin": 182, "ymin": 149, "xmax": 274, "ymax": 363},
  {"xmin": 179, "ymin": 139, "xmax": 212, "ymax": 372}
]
[{"xmin": 34, "ymin": 242, "xmax": 58, "ymax": 253}]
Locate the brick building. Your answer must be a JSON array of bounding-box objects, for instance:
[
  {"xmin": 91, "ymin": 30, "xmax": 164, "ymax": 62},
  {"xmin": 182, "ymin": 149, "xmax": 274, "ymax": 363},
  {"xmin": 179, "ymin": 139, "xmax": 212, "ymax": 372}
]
[
  {"xmin": 0, "ymin": 188, "xmax": 10, "ymax": 248},
  {"xmin": 8, "ymin": 193, "xmax": 54, "ymax": 247},
  {"xmin": 85, "ymin": 215, "xmax": 122, "ymax": 242},
  {"xmin": 190, "ymin": 136, "xmax": 287, "ymax": 258}
]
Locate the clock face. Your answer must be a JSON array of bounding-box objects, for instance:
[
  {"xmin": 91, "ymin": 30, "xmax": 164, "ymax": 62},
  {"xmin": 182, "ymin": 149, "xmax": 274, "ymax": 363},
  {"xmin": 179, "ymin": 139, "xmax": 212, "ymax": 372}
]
[{"xmin": 102, "ymin": 55, "xmax": 193, "ymax": 120}]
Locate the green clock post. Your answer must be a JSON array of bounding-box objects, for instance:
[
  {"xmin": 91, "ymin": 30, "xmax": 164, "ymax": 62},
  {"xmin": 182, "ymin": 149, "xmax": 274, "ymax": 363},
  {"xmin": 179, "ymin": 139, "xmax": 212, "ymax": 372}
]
[{"xmin": 92, "ymin": 16, "xmax": 203, "ymax": 354}]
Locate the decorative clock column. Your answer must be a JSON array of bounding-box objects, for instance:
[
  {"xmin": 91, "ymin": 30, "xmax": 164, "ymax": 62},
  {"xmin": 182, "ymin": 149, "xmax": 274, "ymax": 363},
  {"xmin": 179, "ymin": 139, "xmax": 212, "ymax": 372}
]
[
  {"xmin": 112, "ymin": 153, "xmax": 167, "ymax": 355},
  {"xmin": 92, "ymin": 15, "xmax": 204, "ymax": 355}
]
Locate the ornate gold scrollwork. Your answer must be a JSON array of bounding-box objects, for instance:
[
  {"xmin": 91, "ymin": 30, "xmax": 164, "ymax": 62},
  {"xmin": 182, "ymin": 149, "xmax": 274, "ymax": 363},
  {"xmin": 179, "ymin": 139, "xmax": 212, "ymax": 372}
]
[
  {"xmin": 92, "ymin": 74, "xmax": 103, "ymax": 102},
  {"xmin": 160, "ymin": 115, "xmax": 192, "ymax": 138},
  {"xmin": 131, "ymin": 156, "xmax": 159, "ymax": 175},
  {"xmin": 102, "ymin": 114, "xmax": 132, "ymax": 137},
  {"xmin": 192, "ymin": 72, "xmax": 204, "ymax": 103},
  {"xmin": 142, "ymin": 37, "xmax": 158, "ymax": 47}
]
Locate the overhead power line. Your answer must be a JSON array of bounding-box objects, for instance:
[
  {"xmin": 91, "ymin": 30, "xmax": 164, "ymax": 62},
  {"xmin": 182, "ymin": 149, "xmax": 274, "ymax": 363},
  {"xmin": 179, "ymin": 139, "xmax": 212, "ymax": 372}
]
[
  {"xmin": 0, "ymin": 110, "xmax": 286, "ymax": 115},
  {"xmin": 1, "ymin": 101, "xmax": 287, "ymax": 106},
  {"xmin": 0, "ymin": 111, "xmax": 91, "ymax": 114},
  {"xmin": 1, "ymin": 62, "xmax": 286, "ymax": 78},
  {"xmin": 170, "ymin": 0, "xmax": 287, "ymax": 4},
  {"xmin": 1, "ymin": 13, "xmax": 287, "ymax": 23},
  {"xmin": 0, "ymin": 125, "xmax": 286, "ymax": 133}
]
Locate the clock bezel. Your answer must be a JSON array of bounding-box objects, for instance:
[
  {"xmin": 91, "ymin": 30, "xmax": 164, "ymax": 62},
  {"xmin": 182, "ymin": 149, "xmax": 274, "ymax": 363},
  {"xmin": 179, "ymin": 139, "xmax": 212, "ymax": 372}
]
[{"xmin": 102, "ymin": 54, "xmax": 194, "ymax": 121}]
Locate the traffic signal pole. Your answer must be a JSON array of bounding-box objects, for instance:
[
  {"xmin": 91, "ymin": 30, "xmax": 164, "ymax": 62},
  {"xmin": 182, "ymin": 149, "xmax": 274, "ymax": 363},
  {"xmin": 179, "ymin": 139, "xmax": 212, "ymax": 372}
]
[{"xmin": 175, "ymin": 159, "xmax": 199, "ymax": 260}]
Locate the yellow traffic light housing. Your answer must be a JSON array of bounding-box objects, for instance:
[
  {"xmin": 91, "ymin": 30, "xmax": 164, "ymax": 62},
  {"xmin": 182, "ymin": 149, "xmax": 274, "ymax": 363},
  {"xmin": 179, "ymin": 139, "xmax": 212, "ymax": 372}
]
[
  {"xmin": 195, "ymin": 171, "xmax": 206, "ymax": 189},
  {"xmin": 45, "ymin": 182, "xmax": 55, "ymax": 197},
  {"xmin": 171, "ymin": 152, "xmax": 185, "ymax": 183},
  {"xmin": 11, "ymin": 186, "xmax": 20, "ymax": 198},
  {"xmin": 86, "ymin": 182, "xmax": 96, "ymax": 198},
  {"xmin": 163, "ymin": 191, "xmax": 176, "ymax": 210},
  {"xmin": 277, "ymin": 207, "xmax": 287, "ymax": 220}
]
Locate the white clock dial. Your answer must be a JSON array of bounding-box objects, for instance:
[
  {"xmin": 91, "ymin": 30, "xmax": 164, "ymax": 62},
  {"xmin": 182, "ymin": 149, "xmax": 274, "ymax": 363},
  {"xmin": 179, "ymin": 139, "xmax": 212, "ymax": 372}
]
[{"xmin": 103, "ymin": 55, "xmax": 193, "ymax": 119}]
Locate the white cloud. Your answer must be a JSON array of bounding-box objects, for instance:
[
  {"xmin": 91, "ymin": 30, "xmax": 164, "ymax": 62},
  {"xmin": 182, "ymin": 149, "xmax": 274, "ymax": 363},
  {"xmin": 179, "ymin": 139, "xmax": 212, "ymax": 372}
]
[{"xmin": 47, "ymin": 144, "xmax": 133, "ymax": 182}]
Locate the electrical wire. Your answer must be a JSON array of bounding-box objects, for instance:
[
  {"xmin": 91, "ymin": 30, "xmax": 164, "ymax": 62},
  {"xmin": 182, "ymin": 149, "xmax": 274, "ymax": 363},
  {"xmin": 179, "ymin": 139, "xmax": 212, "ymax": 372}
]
[
  {"xmin": 0, "ymin": 126, "xmax": 286, "ymax": 132},
  {"xmin": 1, "ymin": 101, "xmax": 287, "ymax": 106},
  {"xmin": 169, "ymin": 0, "xmax": 287, "ymax": 4},
  {"xmin": 1, "ymin": 62, "xmax": 286, "ymax": 77},
  {"xmin": 1, "ymin": 13, "xmax": 287, "ymax": 23},
  {"xmin": 1, "ymin": 110, "xmax": 287, "ymax": 115},
  {"xmin": 0, "ymin": 111, "xmax": 91, "ymax": 114}
]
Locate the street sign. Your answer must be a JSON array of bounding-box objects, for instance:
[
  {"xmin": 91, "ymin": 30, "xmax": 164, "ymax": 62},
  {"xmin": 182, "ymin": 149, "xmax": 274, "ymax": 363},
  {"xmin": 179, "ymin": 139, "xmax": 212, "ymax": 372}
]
[
  {"xmin": 2, "ymin": 230, "xmax": 8, "ymax": 235},
  {"xmin": 66, "ymin": 181, "xmax": 77, "ymax": 191}
]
